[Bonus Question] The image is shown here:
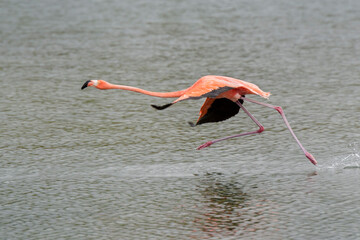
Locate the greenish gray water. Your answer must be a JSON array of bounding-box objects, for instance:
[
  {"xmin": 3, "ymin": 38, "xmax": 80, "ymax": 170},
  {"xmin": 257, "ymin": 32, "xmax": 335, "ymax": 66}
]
[{"xmin": 1, "ymin": 0, "xmax": 360, "ymax": 239}]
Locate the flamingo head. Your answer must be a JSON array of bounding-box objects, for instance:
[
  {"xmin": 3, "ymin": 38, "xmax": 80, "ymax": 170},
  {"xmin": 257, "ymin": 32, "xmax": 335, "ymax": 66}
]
[{"xmin": 81, "ymin": 80, "xmax": 109, "ymax": 90}]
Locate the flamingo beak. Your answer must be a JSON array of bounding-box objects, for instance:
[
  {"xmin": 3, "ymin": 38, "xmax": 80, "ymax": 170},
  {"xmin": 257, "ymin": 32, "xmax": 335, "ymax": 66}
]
[{"xmin": 81, "ymin": 80, "xmax": 93, "ymax": 90}]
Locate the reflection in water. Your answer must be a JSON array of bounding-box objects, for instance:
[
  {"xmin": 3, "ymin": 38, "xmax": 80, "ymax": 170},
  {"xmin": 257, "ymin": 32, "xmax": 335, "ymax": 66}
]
[
  {"xmin": 190, "ymin": 172, "xmax": 279, "ymax": 239},
  {"xmin": 307, "ymin": 171, "xmax": 318, "ymax": 177}
]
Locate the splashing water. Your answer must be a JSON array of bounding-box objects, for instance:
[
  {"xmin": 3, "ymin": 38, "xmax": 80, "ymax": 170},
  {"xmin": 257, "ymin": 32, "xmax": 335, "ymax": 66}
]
[{"xmin": 325, "ymin": 142, "xmax": 360, "ymax": 169}]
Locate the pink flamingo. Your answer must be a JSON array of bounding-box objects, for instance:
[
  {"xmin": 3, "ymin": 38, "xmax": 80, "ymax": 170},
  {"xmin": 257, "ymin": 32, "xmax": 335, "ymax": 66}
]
[{"xmin": 82, "ymin": 75, "xmax": 317, "ymax": 165}]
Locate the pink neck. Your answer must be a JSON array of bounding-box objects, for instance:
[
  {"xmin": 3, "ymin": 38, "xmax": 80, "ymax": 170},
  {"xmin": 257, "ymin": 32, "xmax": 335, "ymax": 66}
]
[{"xmin": 106, "ymin": 83, "xmax": 186, "ymax": 98}]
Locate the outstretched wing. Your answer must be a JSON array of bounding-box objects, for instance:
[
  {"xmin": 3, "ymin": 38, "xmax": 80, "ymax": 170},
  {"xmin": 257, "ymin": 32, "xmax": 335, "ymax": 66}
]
[
  {"xmin": 151, "ymin": 75, "xmax": 269, "ymax": 110},
  {"xmin": 172, "ymin": 76, "xmax": 238, "ymax": 103},
  {"xmin": 151, "ymin": 76, "xmax": 237, "ymax": 110},
  {"xmin": 195, "ymin": 98, "xmax": 244, "ymax": 125},
  {"xmin": 173, "ymin": 75, "xmax": 270, "ymax": 103}
]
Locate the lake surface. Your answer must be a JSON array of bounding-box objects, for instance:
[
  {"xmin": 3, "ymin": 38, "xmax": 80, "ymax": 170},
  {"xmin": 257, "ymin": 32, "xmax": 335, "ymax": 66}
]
[{"xmin": 1, "ymin": 0, "xmax": 360, "ymax": 239}]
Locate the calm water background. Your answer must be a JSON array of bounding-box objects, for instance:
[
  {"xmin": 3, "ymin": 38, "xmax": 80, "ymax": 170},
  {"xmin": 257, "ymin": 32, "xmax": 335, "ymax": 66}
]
[{"xmin": 1, "ymin": 0, "xmax": 360, "ymax": 239}]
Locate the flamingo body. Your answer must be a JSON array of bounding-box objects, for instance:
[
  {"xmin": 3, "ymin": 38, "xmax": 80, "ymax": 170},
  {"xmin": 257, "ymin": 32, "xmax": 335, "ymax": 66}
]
[
  {"xmin": 150, "ymin": 75, "xmax": 270, "ymax": 125},
  {"xmin": 167, "ymin": 75, "xmax": 270, "ymax": 104}
]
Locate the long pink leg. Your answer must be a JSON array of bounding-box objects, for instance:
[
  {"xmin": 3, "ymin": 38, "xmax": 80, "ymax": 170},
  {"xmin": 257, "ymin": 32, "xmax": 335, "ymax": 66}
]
[
  {"xmin": 239, "ymin": 97, "xmax": 317, "ymax": 165},
  {"xmin": 197, "ymin": 100, "xmax": 265, "ymax": 150}
]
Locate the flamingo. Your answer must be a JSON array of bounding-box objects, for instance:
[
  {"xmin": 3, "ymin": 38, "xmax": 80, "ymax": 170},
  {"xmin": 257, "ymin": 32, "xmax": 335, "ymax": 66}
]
[{"xmin": 81, "ymin": 75, "xmax": 317, "ymax": 165}]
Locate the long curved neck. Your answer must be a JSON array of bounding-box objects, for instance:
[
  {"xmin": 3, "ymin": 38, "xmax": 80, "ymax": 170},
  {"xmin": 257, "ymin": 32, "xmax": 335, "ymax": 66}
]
[{"xmin": 106, "ymin": 83, "xmax": 186, "ymax": 98}]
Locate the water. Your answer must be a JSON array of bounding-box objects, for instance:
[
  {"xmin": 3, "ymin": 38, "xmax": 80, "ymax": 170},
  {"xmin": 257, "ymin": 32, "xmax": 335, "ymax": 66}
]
[{"xmin": 1, "ymin": 0, "xmax": 360, "ymax": 239}]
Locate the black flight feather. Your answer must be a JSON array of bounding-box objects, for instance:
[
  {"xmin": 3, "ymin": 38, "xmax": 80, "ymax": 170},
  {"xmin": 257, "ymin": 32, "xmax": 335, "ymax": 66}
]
[
  {"xmin": 151, "ymin": 103, "xmax": 173, "ymax": 110},
  {"xmin": 196, "ymin": 98, "xmax": 244, "ymax": 125}
]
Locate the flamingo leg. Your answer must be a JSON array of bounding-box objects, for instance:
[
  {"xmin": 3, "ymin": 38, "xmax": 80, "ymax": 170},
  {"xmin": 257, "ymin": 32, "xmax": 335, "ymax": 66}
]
[
  {"xmin": 197, "ymin": 100, "xmax": 264, "ymax": 150},
  {"xmin": 239, "ymin": 96, "xmax": 317, "ymax": 165}
]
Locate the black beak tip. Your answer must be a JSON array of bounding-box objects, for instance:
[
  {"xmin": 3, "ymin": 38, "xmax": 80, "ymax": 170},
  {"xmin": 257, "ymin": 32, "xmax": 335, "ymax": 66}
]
[{"xmin": 81, "ymin": 80, "xmax": 91, "ymax": 90}]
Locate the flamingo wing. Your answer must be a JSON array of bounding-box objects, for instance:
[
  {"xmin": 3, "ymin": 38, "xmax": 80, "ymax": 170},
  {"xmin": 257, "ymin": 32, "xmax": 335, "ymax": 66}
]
[
  {"xmin": 151, "ymin": 76, "xmax": 237, "ymax": 110},
  {"xmin": 151, "ymin": 75, "xmax": 270, "ymax": 110},
  {"xmin": 174, "ymin": 75, "xmax": 270, "ymax": 103},
  {"xmin": 172, "ymin": 76, "xmax": 239, "ymax": 103},
  {"xmin": 195, "ymin": 97, "xmax": 244, "ymax": 125}
]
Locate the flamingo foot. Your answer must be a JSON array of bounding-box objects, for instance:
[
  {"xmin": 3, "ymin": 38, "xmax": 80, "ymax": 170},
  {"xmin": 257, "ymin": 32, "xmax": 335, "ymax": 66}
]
[
  {"xmin": 305, "ymin": 152, "xmax": 317, "ymax": 165},
  {"xmin": 197, "ymin": 141, "xmax": 214, "ymax": 150}
]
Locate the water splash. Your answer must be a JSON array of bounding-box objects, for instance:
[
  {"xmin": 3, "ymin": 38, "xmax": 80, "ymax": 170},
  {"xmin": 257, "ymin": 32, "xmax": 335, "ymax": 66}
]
[{"xmin": 324, "ymin": 142, "xmax": 360, "ymax": 169}]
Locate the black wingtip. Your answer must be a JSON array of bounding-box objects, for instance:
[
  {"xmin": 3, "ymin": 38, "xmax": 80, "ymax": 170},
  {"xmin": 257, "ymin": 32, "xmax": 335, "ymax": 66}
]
[
  {"xmin": 151, "ymin": 103, "xmax": 173, "ymax": 110},
  {"xmin": 81, "ymin": 80, "xmax": 91, "ymax": 90}
]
